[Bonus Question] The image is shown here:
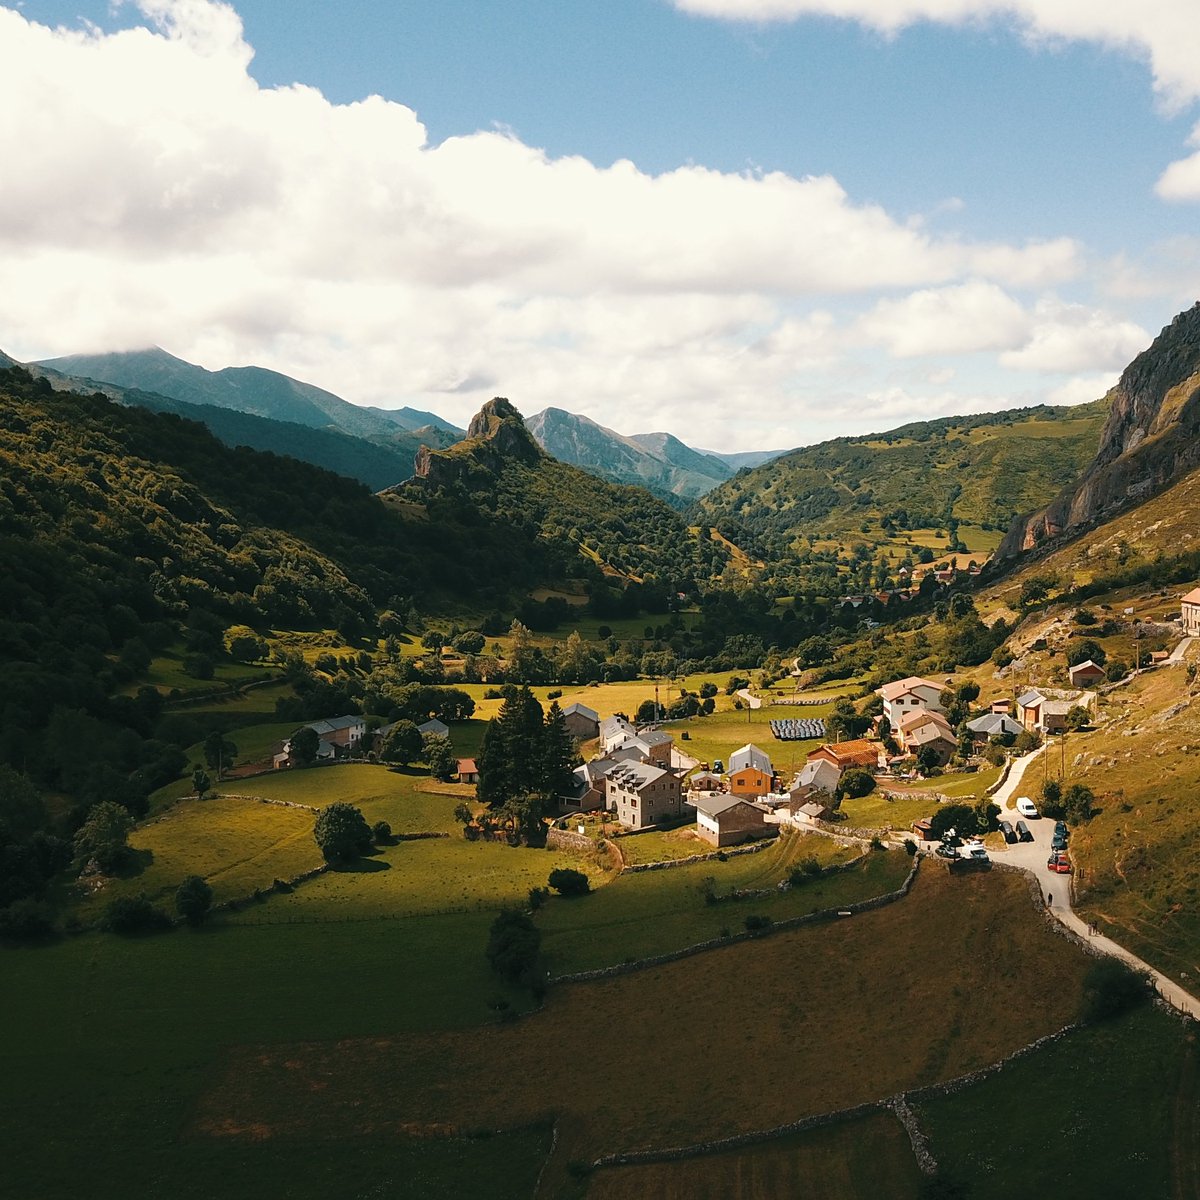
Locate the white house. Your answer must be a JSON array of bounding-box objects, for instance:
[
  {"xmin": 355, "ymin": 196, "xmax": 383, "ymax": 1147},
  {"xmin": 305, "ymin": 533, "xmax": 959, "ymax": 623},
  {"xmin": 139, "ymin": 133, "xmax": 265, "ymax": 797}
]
[
  {"xmin": 791, "ymin": 758, "xmax": 841, "ymax": 795},
  {"xmin": 876, "ymin": 676, "xmax": 945, "ymax": 731},
  {"xmin": 729, "ymin": 742, "xmax": 773, "ymax": 776},
  {"xmin": 600, "ymin": 715, "xmax": 638, "ymax": 756}
]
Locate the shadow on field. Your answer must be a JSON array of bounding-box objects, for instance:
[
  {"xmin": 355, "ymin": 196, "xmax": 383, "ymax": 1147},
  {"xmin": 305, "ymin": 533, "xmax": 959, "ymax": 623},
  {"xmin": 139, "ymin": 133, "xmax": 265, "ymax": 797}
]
[
  {"xmin": 115, "ymin": 847, "xmax": 154, "ymax": 878},
  {"xmin": 331, "ymin": 857, "xmax": 391, "ymax": 874}
]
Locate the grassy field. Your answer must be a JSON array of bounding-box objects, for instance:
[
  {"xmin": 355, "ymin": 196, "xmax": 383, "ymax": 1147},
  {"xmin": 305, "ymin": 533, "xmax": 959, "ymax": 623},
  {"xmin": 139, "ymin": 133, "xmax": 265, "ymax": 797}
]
[
  {"xmin": 612, "ymin": 824, "xmax": 714, "ymax": 864},
  {"xmin": 917, "ymin": 1004, "xmax": 1193, "ymax": 1199},
  {"xmin": 131, "ymin": 646, "xmax": 282, "ymax": 695},
  {"xmin": 586, "ymin": 1110, "xmax": 923, "ymax": 1200},
  {"xmin": 196, "ymin": 867, "xmax": 1092, "ymax": 1193},
  {"xmin": 72, "ymin": 795, "xmax": 320, "ymax": 918},
  {"xmin": 838, "ymin": 790, "xmax": 941, "ymax": 831},
  {"xmin": 538, "ymin": 840, "xmax": 906, "ymax": 976},
  {"xmin": 1, "ymin": 912, "xmax": 548, "ymax": 1199}
]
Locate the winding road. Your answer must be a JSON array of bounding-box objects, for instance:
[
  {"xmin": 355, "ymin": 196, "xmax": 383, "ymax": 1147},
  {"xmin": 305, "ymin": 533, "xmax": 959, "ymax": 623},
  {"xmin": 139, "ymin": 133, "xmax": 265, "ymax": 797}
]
[{"xmin": 991, "ymin": 746, "xmax": 1200, "ymax": 1018}]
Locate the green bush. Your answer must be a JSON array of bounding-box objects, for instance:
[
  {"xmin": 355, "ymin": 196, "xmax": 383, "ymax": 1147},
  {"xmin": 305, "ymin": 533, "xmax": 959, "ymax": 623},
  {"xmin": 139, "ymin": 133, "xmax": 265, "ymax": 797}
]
[
  {"xmin": 174, "ymin": 875, "xmax": 214, "ymax": 927},
  {"xmin": 547, "ymin": 867, "xmax": 590, "ymax": 897},
  {"xmin": 103, "ymin": 895, "xmax": 172, "ymax": 935}
]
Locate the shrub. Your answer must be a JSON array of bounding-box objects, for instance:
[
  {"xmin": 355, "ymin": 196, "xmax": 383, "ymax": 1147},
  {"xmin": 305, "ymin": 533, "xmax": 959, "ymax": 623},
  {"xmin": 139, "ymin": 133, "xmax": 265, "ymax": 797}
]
[
  {"xmin": 744, "ymin": 914, "xmax": 773, "ymax": 933},
  {"xmin": 839, "ymin": 768, "xmax": 876, "ymax": 798},
  {"xmin": 102, "ymin": 895, "xmax": 172, "ymax": 935},
  {"xmin": 527, "ymin": 885, "xmax": 550, "ymax": 911},
  {"xmin": 903, "ymin": 838, "xmax": 917, "ymax": 856},
  {"xmin": 486, "ymin": 909, "xmax": 542, "ymax": 984},
  {"xmin": 372, "ymin": 820, "xmax": 393, "ymax": 844},
  {"xmin": 788, "ymin": 857, "xmax": 824, "ymax": 885},
  {"xmin": 174, "ymin": 875, "xmax": 214, "ymax": 927},
  {"xmin": 1013, "ymin": 730, "xmax": 1041, "ymax": 754},
  {"xmin": 547, "ymin": 867, "xmax": 590, "ymax": 897},
  {"xmin": 0, "ymin": 898, "xmax": 56, "ymax": 942}
]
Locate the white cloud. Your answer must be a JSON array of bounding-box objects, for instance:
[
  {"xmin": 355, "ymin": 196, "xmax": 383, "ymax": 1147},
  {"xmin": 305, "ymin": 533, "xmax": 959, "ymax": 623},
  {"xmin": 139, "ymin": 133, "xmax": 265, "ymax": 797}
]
[
  {"xmin": 998, "ymin": 301, "xmax": 1148, "ymax": 372},
  {"xmin": 0, "ymin": 1, "xmax": 1170, "ymax": 449},
  {"xmin": 1045, "ymin": 373, "xmax": 1117, "ymax": 407},
  {"xmin": 858, "ymin": 281, "xmax": 1032, "ymax": 357},
  {"xmin": 672, "ymin": 0, "xmax": 1200, "ymax": 108}
]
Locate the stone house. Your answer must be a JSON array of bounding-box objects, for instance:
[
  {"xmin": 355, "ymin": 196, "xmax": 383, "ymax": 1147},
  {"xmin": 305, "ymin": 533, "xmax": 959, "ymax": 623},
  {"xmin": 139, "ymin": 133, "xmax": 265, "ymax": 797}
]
[
  {"xmin": 562, "ymin": 702, "xmax": 600, "ymax": 741},
  {"xmin": 694, "ymin": 795, "xmax": 769, "ymax": 847},
  {"xmin": 605, "ymin": 761, "xmax": 683, "ymax": 830}
]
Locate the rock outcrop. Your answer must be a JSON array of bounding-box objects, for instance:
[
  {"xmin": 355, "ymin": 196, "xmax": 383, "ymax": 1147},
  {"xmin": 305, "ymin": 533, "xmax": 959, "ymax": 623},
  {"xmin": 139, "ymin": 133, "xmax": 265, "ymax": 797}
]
[
  {"xmin": 999, "ymin": 302, "xmax": 1200, "ymax": 558},
  {"xmin": 408, "ymin": 396, "xmax": 543, "ymax": 489}
]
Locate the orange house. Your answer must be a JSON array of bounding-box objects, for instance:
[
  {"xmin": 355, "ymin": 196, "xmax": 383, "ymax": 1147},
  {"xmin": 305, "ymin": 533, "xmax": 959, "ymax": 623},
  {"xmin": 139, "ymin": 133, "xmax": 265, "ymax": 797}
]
[
  {"xmin": 728, "ymin": 766, "xmax": 773, "ymax": 799},
  {"xmin": 806, "ymin": 740, "xmax": 879, "ymax": 772}
]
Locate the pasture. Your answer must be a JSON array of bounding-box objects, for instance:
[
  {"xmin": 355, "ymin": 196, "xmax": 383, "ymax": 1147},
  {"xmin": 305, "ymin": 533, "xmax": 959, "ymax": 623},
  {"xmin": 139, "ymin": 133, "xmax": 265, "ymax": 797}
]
[
  {"xmin": 72, "ymin": 795, "xmax": 319, "ymax": 917},
  {"xmin": 916, "ymin": 1004, "xmax": 1191, "ymax": 1199},
  {"xmin": 194, "ymin": 868, "xmax": 1092, "ymax": 1194},
  {"xmin": 538, "ymin": 839, "xmax": 904, "ymax": 976}
]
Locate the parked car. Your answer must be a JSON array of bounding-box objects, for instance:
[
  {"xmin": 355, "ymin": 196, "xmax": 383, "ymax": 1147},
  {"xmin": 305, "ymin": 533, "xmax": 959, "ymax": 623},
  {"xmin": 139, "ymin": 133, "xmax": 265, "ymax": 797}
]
[
  {"xmin": 1055, "ymin": 820, "xmax": 1069, "ymax": 837},
  {"xmin": 1015, "ymin": 819, "xmax": 1033, "ymax": 842},
  {"xmin": 935, "ymin": 843, "xmax": 958, "ymax": 860},
  {"xmin": 1047, "ymin": 853, "xmax": 1072, "ymax": 874},
  {"xmin": 1051, "ymin": 831, "xmax": 1069, "ymax": 852},
  {"xmin": 961, "ymin": 844, "xmax": 990, "ymax": 863},
  {"xmin": 1016, "ymin": 796, "xmax": 1039, "ymax": 819},
  {"xmin": 999, "ymin": 820, "xmax": 1016, "ymax": 843},
  {"xmin": 712, "ymin": 759, "xmax": 724, "ymax": 774}
]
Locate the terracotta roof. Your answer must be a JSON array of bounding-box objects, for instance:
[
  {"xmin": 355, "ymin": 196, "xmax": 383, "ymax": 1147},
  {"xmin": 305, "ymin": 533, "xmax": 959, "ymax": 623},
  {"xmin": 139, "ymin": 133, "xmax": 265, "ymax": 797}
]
[
  {"xmin": 457, "ymin": 758, "xmax": 478, "ymax": 773},
  {"xmin": 808, "ymin": 739, "xmax": 878, "ymax": 769},
  {"xmin": 877, "ymin": 676, "xmax": 943, "ymax": 702},
  {"xmin": 1182, "ymin": 587, "xmax": 1200, "ymax": 605}
]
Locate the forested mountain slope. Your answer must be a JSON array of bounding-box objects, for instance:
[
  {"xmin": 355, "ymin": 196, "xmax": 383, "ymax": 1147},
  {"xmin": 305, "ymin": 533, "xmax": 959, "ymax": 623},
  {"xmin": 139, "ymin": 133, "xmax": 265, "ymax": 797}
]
[
  {"xmin": 396, "ymin": 398, "xmax": 729, "ymax": 590},
  {"xmin": 693, "ymin": 399, "xmax": 1110, "ymax": 588}
]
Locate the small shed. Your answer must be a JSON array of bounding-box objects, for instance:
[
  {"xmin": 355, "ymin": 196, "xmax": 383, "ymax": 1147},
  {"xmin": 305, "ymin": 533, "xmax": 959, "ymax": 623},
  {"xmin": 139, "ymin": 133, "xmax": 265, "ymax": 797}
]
[{"xmin": 457, "ymin": 757, "xmax": 479, "ymax": 784}]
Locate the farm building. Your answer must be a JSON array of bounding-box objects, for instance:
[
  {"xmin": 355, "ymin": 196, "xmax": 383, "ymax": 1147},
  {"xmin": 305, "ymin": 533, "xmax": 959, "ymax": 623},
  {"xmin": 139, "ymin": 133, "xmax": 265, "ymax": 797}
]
[
  {"xmin": 693, "ymin": 795, "xmax": 770, "ymax": 847},
  {"xmin": 562, "ymin": 702, "xmax": 600, "ymax": 741}
]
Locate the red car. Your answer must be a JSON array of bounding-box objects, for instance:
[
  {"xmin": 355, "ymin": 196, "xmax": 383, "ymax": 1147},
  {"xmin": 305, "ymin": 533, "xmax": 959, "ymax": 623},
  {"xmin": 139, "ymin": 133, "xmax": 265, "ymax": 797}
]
[{"xmin": 1047, "ymin": 852, "xmax": 1072, "ymax": 874}]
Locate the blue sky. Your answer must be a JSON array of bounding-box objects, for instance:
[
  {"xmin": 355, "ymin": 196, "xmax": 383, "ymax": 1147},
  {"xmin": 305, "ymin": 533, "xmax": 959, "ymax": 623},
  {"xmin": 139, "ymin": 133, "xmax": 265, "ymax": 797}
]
[{"xmin": 3, "ymin": 0, "xmax": 1199, "ymax": 448}]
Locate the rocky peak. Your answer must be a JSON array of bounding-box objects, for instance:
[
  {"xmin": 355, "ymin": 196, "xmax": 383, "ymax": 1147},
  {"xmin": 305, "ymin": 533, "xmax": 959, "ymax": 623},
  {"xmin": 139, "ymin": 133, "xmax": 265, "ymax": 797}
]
[
  {"xmin": 412, "ymin": 396, "xmax": 542, "ymax": 487},
  {"xmin": 999, "ymin": 301, "xmax": 1200, "ymax": 557}
]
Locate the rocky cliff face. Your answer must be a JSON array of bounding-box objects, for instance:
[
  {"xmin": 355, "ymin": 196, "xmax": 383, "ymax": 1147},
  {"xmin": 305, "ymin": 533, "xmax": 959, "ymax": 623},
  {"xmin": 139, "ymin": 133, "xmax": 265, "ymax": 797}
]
[
  {"xmin": 410, "ymin": 396, "xmax": 543, "ymax": 488},
  {"xmin": 999, "ymin": 302, "xmax": 1200, "ymax": 557}
]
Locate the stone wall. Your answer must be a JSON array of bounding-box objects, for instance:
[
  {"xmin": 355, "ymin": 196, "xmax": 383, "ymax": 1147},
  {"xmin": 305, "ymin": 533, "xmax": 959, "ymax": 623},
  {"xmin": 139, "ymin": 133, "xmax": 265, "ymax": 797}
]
[
  {"xmin": 620, "ymin": 836, "xmax": 776, "ymax": 874},
  {"xmin": 546, "ymin": 828, "xmax": 593, "ymax": 855}
]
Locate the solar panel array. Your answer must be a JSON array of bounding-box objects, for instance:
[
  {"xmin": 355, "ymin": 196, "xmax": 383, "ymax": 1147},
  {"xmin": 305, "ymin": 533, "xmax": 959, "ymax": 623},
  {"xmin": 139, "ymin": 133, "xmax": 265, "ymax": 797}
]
[{"xmin": 769, "ymin": 718, "xmax": 826, "ymax": 741}]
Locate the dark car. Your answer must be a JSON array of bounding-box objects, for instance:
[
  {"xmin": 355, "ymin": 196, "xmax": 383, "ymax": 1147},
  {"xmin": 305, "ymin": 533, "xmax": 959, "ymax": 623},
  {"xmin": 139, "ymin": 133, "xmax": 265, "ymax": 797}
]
[
  {"xmin": 712, "ymin": 759, "xmax": 724, "ymax": 774},
  {"xmin": 999, "ymin": 820, "xmax": 1016, "ymax": 844},
  {"xmin": 1055, "ymin": 820, "xmax": 1069, "ymax": 837},
  {"xmin": 1015, "ymin": 819, "xmax": 1033, "ymax": 842},
  {"xmin": 1052, "ymin": 831, "xmax": 1069, "ymax": 852},
  {"xmin": 935, "ymin": 843, "xmax": 958, "ymax": 860}
]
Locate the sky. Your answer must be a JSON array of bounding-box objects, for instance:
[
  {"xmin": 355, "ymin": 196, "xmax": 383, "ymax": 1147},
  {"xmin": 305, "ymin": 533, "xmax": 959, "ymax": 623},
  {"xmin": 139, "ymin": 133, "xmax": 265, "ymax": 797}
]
[{"xmin": 2, "ymin": 1, "xmax": 1200, "ymax": 450}]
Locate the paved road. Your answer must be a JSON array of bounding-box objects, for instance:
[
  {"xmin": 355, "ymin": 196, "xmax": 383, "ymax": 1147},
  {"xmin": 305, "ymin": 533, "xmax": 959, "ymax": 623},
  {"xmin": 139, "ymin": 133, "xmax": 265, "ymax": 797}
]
[
  {"xmin": 1168, "ymin": 635, "xmax": 1195, "ymax": 665},
  {"xmin": 990, "ymin": 747, "xmax": 1200, "ymax": 1019},
  {"xmin": 736, "ymin": 688, "xmax": 762, "ymax": 710}
]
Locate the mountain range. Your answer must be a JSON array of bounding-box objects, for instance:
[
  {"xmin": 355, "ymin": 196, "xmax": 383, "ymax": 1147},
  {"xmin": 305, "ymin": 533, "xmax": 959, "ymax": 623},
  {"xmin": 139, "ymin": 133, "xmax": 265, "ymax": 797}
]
[{"xmin": 28, "ymin": 347, "xmax": 781, "ymax": 502}]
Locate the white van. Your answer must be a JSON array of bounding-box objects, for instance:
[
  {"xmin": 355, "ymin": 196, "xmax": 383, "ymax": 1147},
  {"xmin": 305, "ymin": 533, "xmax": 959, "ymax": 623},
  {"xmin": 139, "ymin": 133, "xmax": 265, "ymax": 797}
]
[{"xmin": 1016, "ymin": 796, "xmax": 1039, "ymax": 819}]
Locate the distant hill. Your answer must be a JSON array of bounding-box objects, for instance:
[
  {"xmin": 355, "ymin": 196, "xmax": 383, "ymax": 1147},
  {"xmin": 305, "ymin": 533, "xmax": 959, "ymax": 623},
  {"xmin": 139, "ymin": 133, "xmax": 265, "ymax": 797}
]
[
  {"xmin": 692, "ymin": 399, "xmax": 1111, "ymax": 591},
  {"xmin": 696, "ymin": 446, "xmax": 786, "ymax": 471},
  {"xmin": 25, "ymin": 350, "xmax": 462, "ymax": 490},
  {"xmin": 35, "ymin": 347, "xmax": 457, "ymax": 448},
  {"xmin": 999, "ymin": 302, "xmax": 1200, "ymax": 559},
  {"xmin": 362, "ymin": 405, "xmax": 463, "ymax": 436},
  {"xmin": 525, "ymin": 407, "xmax": 734, "ymax": 502}
]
